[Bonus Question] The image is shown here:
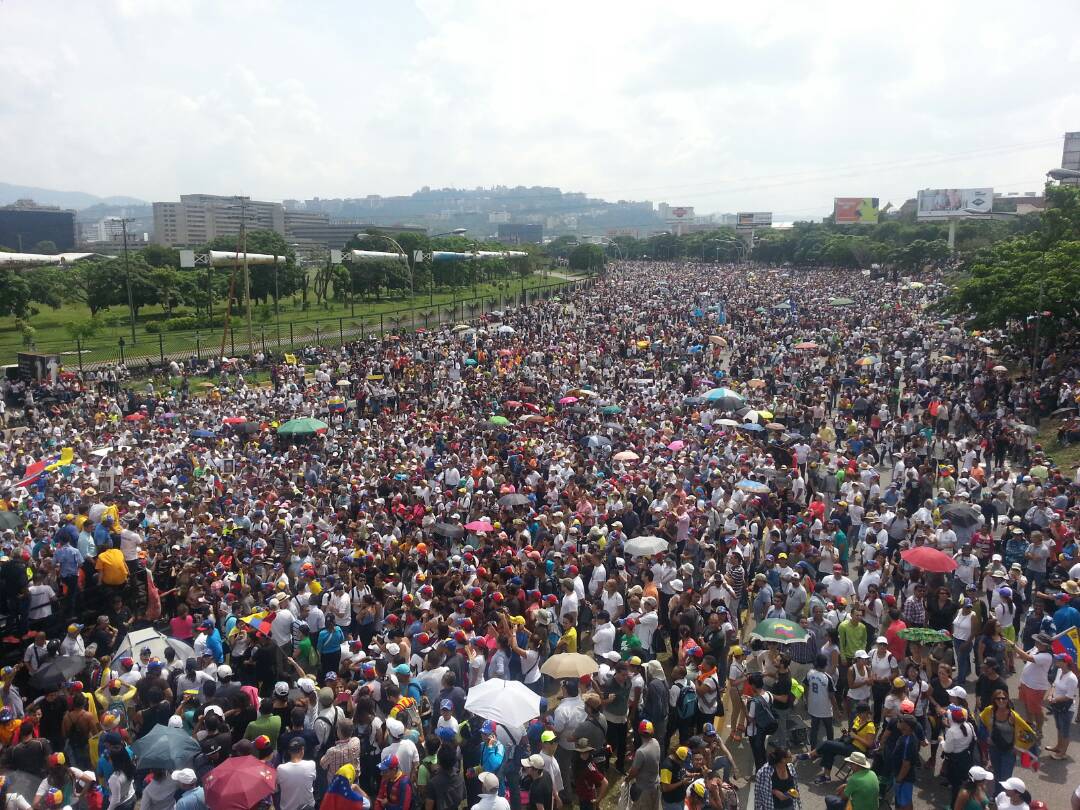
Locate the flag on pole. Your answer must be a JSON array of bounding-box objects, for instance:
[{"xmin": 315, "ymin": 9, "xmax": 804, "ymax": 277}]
[{"xmin": 1052, "ymin": 627, "xmax": 1080, "ymax": 661}]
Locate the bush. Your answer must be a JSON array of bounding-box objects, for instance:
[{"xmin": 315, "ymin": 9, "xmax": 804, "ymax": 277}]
[{"xmin": 145, "ymin": 314, "xmax": 226, "ymax": 334}]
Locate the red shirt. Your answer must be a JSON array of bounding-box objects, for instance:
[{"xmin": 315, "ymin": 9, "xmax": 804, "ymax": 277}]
[{"xmin": 885, "ymin": 619, "xmax": 908, "ymax": 663}]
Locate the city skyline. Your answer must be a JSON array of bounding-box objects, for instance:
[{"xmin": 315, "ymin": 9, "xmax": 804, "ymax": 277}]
[{"xmin": 2, "ymin": 1, "xmax": 1078, "ymax": 219}]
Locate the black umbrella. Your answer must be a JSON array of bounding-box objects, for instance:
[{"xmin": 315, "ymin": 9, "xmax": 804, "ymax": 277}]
[
  {"xmin": 433, "ymin": 523, "xmax": 464, "ymax": 538},
  {"xmin": 602, "ymin": 423, "xmax": 625, "ymax": 435},
  {"xmin": 231, "ymin": 422, "xmax": 262, "ymax": 435},
  {"xmin": 940, "ymin": 503, "xmax": 982, "ymax": 528},
  {"xmin": 498, "ymin": 493, "xmax": 531, "ymax": 508},
  {"xmin": 131, "ymin": 724, "xmax": 202, "ymax": 770},
  {"xmin": 567, "ymin": 405, "xmax": 589, "ymax": 415},
  {"xmin": 35, "ymin": 655, "xmax": 90, "ymax": 691},
  {"xmin": 476, "ymin": 420, "xmax": 499, "ymax": 431},
  {"xmin": 0, "ymin": 511, "xmax": 23, "ymax": 530}
]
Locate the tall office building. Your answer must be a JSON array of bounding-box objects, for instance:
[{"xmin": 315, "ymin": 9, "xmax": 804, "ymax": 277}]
[
  {"xmin": 1062, "ymin": 132, "xmax": 1080, "ymax": 185},
  {"xmin": 152, "ymin": 194, "xmax": 285, "ymax": 246},
  {"xmin": 0, "ymin": 200, "xmax": 77, "ymax": 251}
]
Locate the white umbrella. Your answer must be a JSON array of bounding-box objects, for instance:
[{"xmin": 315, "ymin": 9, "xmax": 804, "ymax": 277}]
[
  {"xmin": 464, "ymin": 678, "xmax": 541, "ymax": 738},
  {"xmin": 115, "ymin": 627, "xmax": 196, "ymax": 664},
  {"xmin": 497, "ymin": 325, "xmax": 516, "ymax": 334},
  {"xmin": 613, "ymin": 450, "xmax": 639, "ymax": 462},
  {"xmin": 336, "ymin": 379, "xmax": 353, "ymax": 388},
  {"xmin": 623, "ymin": 535, "xmax": 669, "ymax": 557}
]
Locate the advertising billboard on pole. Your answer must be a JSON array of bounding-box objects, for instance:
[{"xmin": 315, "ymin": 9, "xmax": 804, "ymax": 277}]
[
  {"xmin": 916, "ymin": 188, "xmax": 993, "ymax": 220},
  {"xmin": 833, "ymin": 197, "xmax": 879, "ymax": 224},
  {"xmin": 736, "ymin": 212, "xmax": 772, "ymax": 230}
]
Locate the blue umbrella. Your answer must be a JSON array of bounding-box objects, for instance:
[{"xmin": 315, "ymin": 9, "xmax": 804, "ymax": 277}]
[
  {"xmin": 691, "ymin": 308, "xmax": 704, "ymax": 317},
  {"xmin": 190, "ymin": 429, "xmax": 216, "ymax": 438},
  {"xmin": 704, "ymin": 387, "xmax": 742, "ymax": 401},
  {"xmin": 687, "ymin": 345, "xmax": 703, "ymax": 354},
  {"xmin": 738, "ymin": 422, "xmax": 765, "ymax": 432},
  {"xmin": 735, "ymin": 479, "xmax": 771, "ymax": 494}
]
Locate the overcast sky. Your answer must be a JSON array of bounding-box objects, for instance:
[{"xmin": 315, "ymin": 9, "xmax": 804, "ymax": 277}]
[{"xmin": 2, "ymin": 0, "xmax": 1078, "ymax": 218}]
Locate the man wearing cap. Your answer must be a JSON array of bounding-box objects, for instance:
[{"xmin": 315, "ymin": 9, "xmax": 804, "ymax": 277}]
[
  {"xmin": 172, "ymin": 769, "xmax": 205, "ymax": 810},
  {"xmin": 376, "ymin": 754, "xmax": 413, "ymax": 810},
  {"xmin": 278, "ymin": 736, "xmax": 317, "ymax": 810},
  {"xmin": 473, "ymin": 771, "xmax": 510, "ymax": 810},
  {"xmin": 659, "ymin": 746, "xmax": 692, "ymax": 810},
  {"xmin": 522, "ymin": 753, "xmax": 554, "ymax": 810},
  {"xmin": 626, "ymin": 720, "xmax": 660, "ymax": 810}
]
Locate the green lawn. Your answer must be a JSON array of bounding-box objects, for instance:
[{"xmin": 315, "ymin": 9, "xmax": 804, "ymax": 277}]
[
  {"xmin": 1037, "ymin": 417, "xmax": 1080, "ymax": 473},
  {"xmin": 1, "ymin": 272, "xmax": 581, "ymax": 367}
]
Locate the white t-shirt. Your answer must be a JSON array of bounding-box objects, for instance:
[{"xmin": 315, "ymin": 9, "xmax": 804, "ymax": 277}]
[
  {"xmin": 952, "ymin": 611, "xmax": 974, "ymax": 642},
  {"xmin": 271, "ymin": 609, "xmax": 296, "ymax": 646},
  {"xmin": 805, "ymin": 669, "xmax": 835, "ymax": 718},
  {"xmin": 277, "ymin": 760, "xmax": 317, "ymax": 810},
  {"xmin": 592, "ymin": 623, "xmax": 615, "ymax": 656},
  {"xmin": 1020, "ymin": 649, "xmax": 1054, "ymax": 691},
  {"xmin": 825, "ymin": 576, "xmax": 856, "ymax": 600},
  {"xmin": 1053, "ymin": 669, "xmax": 1079, "ymax": 702}
]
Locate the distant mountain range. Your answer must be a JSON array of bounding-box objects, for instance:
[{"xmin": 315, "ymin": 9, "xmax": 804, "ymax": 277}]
[{"xmin": 0, "ymin": 182, "xmax": 146, "ymax": 210}]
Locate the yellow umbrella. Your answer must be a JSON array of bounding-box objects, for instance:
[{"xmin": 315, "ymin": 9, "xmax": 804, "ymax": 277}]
[
  {"xmin": 636, "ymin": 340, "xmax": 650, "ymax": 349},
  {"xmin": 708, "ymin": 335, "xmax": 728, "ymax": 347},
  {"xmin": 748, "ymin": 379, "xmax": 766, "ymax": 389},
  {"xmin": 855, "ymin": 356, "xmax": 875, "ymax": 366}
]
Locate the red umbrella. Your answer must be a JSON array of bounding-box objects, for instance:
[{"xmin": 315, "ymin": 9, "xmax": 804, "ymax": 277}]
[
  {"xmin": 222, "ymin": 417, "xmax": 247, "ymax": 425},
  {"xmin": 464, "ymin": 520, "xmax": 494, "ymax": 533},
  {"xmin": 124, "ymin": 412, "xmax": 146, "ymax": 422},
  {"xmin": 900, "ymin": 546, "xmax": 957, "ymax": 573},
  {"xmin": 204, "ymin": 755, "xmax": 277, "ymax": 810}
]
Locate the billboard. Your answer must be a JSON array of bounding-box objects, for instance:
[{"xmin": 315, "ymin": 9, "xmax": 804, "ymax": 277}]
[
  {"xmin": 736, "ymin": 212, "xmax": 772, "ymax": 229},
  {"xmin": 916, "ymin": 188, "xmax": 993, "ymax": 219},
  {"xmin": 833, "ymin": 197, "xmax": 879, "ymax": 224}
]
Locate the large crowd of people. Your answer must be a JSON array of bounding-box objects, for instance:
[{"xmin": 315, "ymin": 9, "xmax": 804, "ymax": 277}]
[{"xmin": 0, "ymin": 260, "xmax": 1077, "ymax": 810}]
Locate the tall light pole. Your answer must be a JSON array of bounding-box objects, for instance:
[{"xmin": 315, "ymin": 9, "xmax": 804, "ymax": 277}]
[{"xmin": 119, "ymin": 217, "xmax": 137, "ymax": 344}]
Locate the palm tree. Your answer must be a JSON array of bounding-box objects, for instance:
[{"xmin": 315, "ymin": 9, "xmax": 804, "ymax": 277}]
[{"xmin": 420, "ymin": 309, "xmax": 435, "ymax": 328}]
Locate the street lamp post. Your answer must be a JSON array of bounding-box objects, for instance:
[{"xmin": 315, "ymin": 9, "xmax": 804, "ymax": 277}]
[{"xmin": 119, "ymin": 218, "xmax": 137, "ymax": 344}]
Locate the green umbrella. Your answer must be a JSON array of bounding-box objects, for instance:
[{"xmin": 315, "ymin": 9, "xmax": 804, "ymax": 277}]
[
  {"xmin": 277, "ymin": 417, "xmax": 329, "ymax": 436},
  {"xmin": 601, "ymin": 405, "xmax": 623, "ymax": 415},
  {"xmin": 897, "ymin": 627, "xmax": 951, "ymax": 644},
  {"xmin": 489, "ymin": 415, "xmax": 510, "ymax": 426},
  {"xmin": 749, "ymin": 618, "xmax": 808, "ymax": 644},
  {"xmin": 829, "ymin": 297, "xmax": 855, "ymax": 306}
]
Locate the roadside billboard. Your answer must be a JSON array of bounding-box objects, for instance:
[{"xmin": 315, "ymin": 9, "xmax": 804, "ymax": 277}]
[
  {"xmin": 736, "ymin": 212, "xmax": 772, "ymax": 229},
  {"xmin": 833, "ymin": 197, "xmax": 879, "ymax": 224},
  {"xmin": 916, "ymin": 188, "xmax": 992, "ymax": 219}
]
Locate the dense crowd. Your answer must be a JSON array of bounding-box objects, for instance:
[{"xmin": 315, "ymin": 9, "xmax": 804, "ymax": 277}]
[{"xmin": 0, "ymin": 260, "xmax": 1077, "ymax": 810}]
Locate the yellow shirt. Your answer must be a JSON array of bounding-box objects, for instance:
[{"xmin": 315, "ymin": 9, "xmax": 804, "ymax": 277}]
[{"xmin": 561, "ymin": 627, "xmax": 578, "ymax": 653}]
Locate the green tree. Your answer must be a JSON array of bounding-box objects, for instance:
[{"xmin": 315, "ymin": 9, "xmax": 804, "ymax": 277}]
[
  {"xmin": 568, "ymin": 244, "xmax": 606, "ymax": 273},
  {"xmin": 140, "ymin": 244, "xmax": 181, "ymax": 268},
  {"xmin": 27, "ymin": 267, "xmax": 66, "ymax": 310},
  {"xmin": 150, "ymin": 267, "xmax": 185, "ymax": 315},
  {"xmin": 66, "ymin": 258, "xmax": 123, "ymax": 316},
  {"xmin": 940, "ymin": 184, "xmax": 1080, "ymax": 339},
  {"xmin": 0, "ymin": 270, "xmax": 33, "ymax": 318}
]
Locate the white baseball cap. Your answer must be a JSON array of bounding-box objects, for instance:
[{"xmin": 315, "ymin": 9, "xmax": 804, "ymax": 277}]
[
  {"xmin": 1000, "ymin": 777, "xmax": 1026, "ymax": 792},
  {"xmin": 171, "ymin": 769, "xmax": 198, "ymax": 786},
  {"xmin": 968, "ymin": 766, "xmax": 994, "ymax": 782},
  {"xmin": 947, "ymin": 686, "xmax": 968, "ymax": 701}
]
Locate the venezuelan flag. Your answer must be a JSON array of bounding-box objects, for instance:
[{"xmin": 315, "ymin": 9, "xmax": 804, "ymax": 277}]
[
  {"xmin": 320, "ymin": 775, "xmax": 370, "ymax": 810},
  {"xmin": 1052, "ymin": 627, "xmax": 1080, "ymax": 660}
]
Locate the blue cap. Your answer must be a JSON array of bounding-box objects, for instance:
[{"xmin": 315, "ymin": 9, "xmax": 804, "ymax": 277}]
[
  {"xmin": 393, "ymin": 663, "xmax": 411, "ymax": 676},
  {"xmin": 436, "ymin": 726, "xmax": 457, "ymax": 741},
  {"xmin": 443, "ymin": 640, "xmax": 457, "ymax": 651},
  {"xmin": 481, "ymin": 720, "xmax": 496, "ymax": 735},
  {"xmin": 703, "ymin": 723, "xmax": 716, "ymax": 737},
  {"xmin": 539, "ymin": 697, "xmax": 548, "ymax": 712},
  {"xmin": 440, "ymin": 699, "xmax": 454, "ymax": 711}
]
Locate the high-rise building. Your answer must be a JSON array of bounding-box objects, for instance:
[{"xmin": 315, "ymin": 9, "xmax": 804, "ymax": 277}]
[
  {"xmin": 0, "ymin": 200, "xmax": 77, "ymax": 252},
  {"xmin": 497, "ymin": 223, "xmax": 543, "ymax": 244},
  {"xmin": 152, "ymin": 194, "xmax": 285, "ymax": 246},
  {"xmin": 1062, "ymin": 132, "xmax": 1080, "ymax": 185}
]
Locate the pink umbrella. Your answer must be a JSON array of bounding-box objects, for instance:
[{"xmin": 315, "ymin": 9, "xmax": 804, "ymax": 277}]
[
  {"xmin": 558, "ymin": 396, "xmax": 579, "ymax": 405},
  {"xmin": 464, "ymin": 520, "xmax": 495, "ymax": 533},
  {"xmin": 667, "ymin": 440, "xmax": 685, "ymax": 451}
]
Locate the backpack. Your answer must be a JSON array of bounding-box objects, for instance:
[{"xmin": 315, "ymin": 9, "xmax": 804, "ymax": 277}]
[
  {"xmin": 751, "ymin": 695, "xmax": 778, "ymax": 735},
  {"xmin": 676, "ymin": 682, "xmax": 698, "ymax": 721}
]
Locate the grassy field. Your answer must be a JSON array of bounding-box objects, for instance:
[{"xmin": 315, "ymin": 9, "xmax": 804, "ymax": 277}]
[
  {"xmin": 1037, "ymin": 416, "xmax": 1080, "ymax": 473},
  {"xmin": 1, "ymin": 272, "xmax": 580, "ymax": 367}
]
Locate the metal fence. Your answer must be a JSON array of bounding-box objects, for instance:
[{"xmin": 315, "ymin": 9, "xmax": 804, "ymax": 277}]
[{"xmin": 22, "ymin": 278, "xmax": 591, "ymax": 373}]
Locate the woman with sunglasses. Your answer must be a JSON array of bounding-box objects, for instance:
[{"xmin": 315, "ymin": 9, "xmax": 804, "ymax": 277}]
[{"xmin": 977, "ymin": 689, "xmax": 1035, "ymax": 784}]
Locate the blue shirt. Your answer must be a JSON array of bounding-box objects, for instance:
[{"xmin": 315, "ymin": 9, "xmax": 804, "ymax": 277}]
[
  {"xmin": 55, "ymin": 544, "xmax": 84, "ymax": 578},
  {"xmin": 175, "ymin": 787, "xmax": 206, "ymax": 810},
  {"xmin": 1054, "ymin": 605, "xmax": 1080, "ymax": 635}
]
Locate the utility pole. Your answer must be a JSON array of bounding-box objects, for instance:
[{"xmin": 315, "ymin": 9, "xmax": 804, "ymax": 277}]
[
  {"xmin": 120, "ymin": 218, "xmax": 137, "ymax": 344},
  {"xmin": 239, "ymin": 197, "xmax": 254, "ymax": 357}
]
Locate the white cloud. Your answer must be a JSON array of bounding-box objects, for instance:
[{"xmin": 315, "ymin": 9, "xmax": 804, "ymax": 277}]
[{"xmin": 0, "ymin": 0, "xmax": 1077, "ymax": 217}]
